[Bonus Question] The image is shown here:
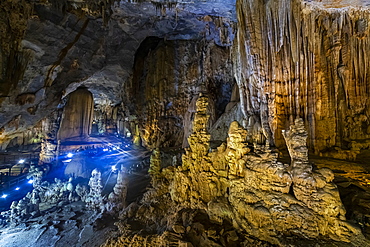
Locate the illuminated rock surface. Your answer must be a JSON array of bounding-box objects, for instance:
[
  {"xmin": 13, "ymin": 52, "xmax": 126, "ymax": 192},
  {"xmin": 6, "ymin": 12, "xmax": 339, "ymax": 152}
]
[
  {"xmin": 0, "ymin": 0, "xmax": 370, "ymax": 246},
  {"xmin": 103, "ymin": 96, "xmax": 368, "ymax": 246},
  {"xmin": 57, "ymin": 87, "xmax": 94, "ymax": 141},
  {"xmin": 235, "ymin": 0, "xmax": 370, "ymax": 158}
]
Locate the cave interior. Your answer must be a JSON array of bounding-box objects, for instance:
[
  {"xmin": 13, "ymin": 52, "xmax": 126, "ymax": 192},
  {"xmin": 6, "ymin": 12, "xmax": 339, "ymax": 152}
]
[{"xmin": 0, "ymin": 0, "xmax": 370, "ymax": 246}]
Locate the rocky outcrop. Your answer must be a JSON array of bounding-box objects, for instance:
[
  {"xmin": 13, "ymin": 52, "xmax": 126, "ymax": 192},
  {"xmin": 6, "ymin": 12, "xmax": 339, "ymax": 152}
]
[
  {"xmin": 173, "ymin": 95, "xmax": 362, "ymax": 243},
  {"xmin": 234, "ymin": 0, "xmax": 370, "ymax": 158},
  {"xmin": 64, "ymin": 152, "xmax": 93, "ymax": 178},
  {"xmin": 107, "ymin": 166, "xmax": 129, "ymax": 212},
  {"xmin": 85, "ymin": 168, "xmax": 104, "ymax": 211},
  {"xmin": 39, "ymin": 139, "xmax": 57, "ymax": 164}
]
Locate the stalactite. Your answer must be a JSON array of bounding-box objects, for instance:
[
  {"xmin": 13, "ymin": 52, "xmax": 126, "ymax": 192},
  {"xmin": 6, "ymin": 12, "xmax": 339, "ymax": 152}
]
[{"xmin": 235, "ymin": 0, "xmax": 370, "ymax": 157}]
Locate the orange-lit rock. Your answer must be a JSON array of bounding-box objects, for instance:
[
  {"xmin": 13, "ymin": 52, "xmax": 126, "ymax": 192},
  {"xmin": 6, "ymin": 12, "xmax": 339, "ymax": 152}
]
[
  {"xmin": 234, "ymin": 0, "xmax": 370, "ymax": 159},
  {"xmin": 105, "ymin": 95, "xmax": 367, "ymax": 246}
]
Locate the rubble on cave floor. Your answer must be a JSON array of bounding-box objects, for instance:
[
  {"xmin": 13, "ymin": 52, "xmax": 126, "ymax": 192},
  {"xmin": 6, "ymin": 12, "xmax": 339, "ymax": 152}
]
[{"xmin": 0, "ymin": 202, "xmax": 115, "ymax": 247}]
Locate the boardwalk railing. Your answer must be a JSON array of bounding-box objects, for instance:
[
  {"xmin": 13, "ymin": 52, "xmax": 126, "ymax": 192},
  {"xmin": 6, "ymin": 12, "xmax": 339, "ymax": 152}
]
[{"xmin": 0, "ymin": 173, "xmax": 29, "ymax": 193}]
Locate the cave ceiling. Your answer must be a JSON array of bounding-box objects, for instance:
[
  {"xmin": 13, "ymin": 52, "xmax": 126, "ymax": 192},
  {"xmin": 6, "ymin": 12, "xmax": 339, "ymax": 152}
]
[{"xmin": 0, "ymin": 0, "xmax": 236, "ymax": 141}]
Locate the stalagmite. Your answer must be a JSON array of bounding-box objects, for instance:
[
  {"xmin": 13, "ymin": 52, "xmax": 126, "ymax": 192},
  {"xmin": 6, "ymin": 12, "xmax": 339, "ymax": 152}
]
[
  {"xmin": 85, "ymin": 169, "xmax": 104, "ymax": 211},
  {"xmin": 107, "ymin": 166, "xmax": 129, "ymax": 212}
]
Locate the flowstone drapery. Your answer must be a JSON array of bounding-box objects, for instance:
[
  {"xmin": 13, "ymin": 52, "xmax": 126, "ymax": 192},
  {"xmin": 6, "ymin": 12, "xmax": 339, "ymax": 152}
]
[
  {"xmin": 234, "ymin": 0, "xmax": 370, "ymax": 159},
  {"xmin": 57, "ymin": 87, "xmax": 94, "ymax": 141}
]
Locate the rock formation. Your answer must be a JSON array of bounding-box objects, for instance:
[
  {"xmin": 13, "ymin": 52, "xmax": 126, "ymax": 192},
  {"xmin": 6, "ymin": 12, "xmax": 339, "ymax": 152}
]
[
  {"xmin": 85, "ymin": 168, "xmax": 104, "ymax": 211},
  {"xmin": 0, "ymin": 0, "xmax": 236, "ymax": 151},
  {"xmin": 104, "ymin": 95, "xmax": 367, "ymax": 246},
  {"xmin": 57, "ymin": 86, "xmax": 94, "ymax": 141},
  {"xmin": 38, "ymin": 139, "xmax": 57, "ymax": 164},
  {"xmin": 64, "ymin": 152, "xmax": 92, "ymax": 178},
  {"xmin": 107, "ymin": 165, "xmax": 129, "ymax": 212},
  {"xmin": 234, "ymin": 0, "xmax": 370, "ymax": 158},
  {"xmin": 0, "ymin": 0, "xmax": 370, "ymax": 246},
  {"xmin": 127, "ymin": 38, "xmax": 235, "ymax": 149}
]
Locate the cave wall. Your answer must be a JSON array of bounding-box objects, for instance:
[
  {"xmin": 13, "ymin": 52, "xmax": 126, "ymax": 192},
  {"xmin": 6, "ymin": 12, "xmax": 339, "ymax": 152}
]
[
  {"xmin": 0, "ymin": 0, "xmax": 236, "ymax": 150},
  {"xmin": 235, "ymin": 0, "xmax": 370, "ymax": 155},
  {"xmin": 127, "ymin": 38, "xmax": 235, "ymax": 149}
]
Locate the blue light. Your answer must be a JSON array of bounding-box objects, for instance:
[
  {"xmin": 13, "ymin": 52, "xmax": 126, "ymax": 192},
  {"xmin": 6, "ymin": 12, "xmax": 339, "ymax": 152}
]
[
  {"xmin": 103, "ymin": 148, "xmax": 109, "ymax": 152},
  {"xmin": 28, "ymin": 179, "xmax": 34, "ymax": 184},
  {"xmin": 67, "ymin": 153, "xmax": 73, "ymax": 158},
  {"xmin": 1, "ymin": 194, "xmax": 8, "ymax": 199},
  {"xmin": 18, "ymin": 159, "xmax": 25, "ymax": 164},
  {"xmin": 63, "ymin": 159, "xmax": 72, "ymax": 163},
  {"xmin": 15, "ymin": 187, "xmax": 20, "ymax": 191}
]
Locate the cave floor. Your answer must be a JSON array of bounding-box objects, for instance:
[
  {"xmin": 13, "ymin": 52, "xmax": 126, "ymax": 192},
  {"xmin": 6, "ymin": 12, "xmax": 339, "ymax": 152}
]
[
  {"xmin": 0, "ymin": 147, "xmax": 152, "ymax": 247},
  {"xmin": 1, "ymin": 147, "xmax": 370, "ymax": 246}
]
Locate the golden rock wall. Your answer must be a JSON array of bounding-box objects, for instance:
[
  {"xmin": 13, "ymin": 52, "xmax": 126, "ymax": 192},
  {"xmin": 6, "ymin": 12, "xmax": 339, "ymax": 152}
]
[
  {"xmin": 169, "ymin": 95, "xmax": 363, "ymax": 244},
  {"xmin": 235, "ymin": 0, "xmax": 370, "ymax": 156}
]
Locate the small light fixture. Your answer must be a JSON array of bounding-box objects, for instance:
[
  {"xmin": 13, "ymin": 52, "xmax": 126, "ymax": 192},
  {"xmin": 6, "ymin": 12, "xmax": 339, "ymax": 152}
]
[
  {"xmin": 111, "ymin": 165, "xmax": 117, "ymax": 171},
  {"xmin": 67, "ymin": 153, "xmax": 73, "ymax": 158},
  {"xmin": 1, "ymin": 194, "xmax": 8, "ymax": 199},
  {"xmin": 15, "ymin": 187, "xmax": 20, "ymax": 191},
  {"xmin": 28, "ymin": 179, "xmax": 34, "ymax": 184},
  {"xmin": 103, "ymin": 148, "xmax": 109, "ymax": 152},
  {"xmin": 18, "ymin": 159, "xmax": 25, "ymax": 164}
]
